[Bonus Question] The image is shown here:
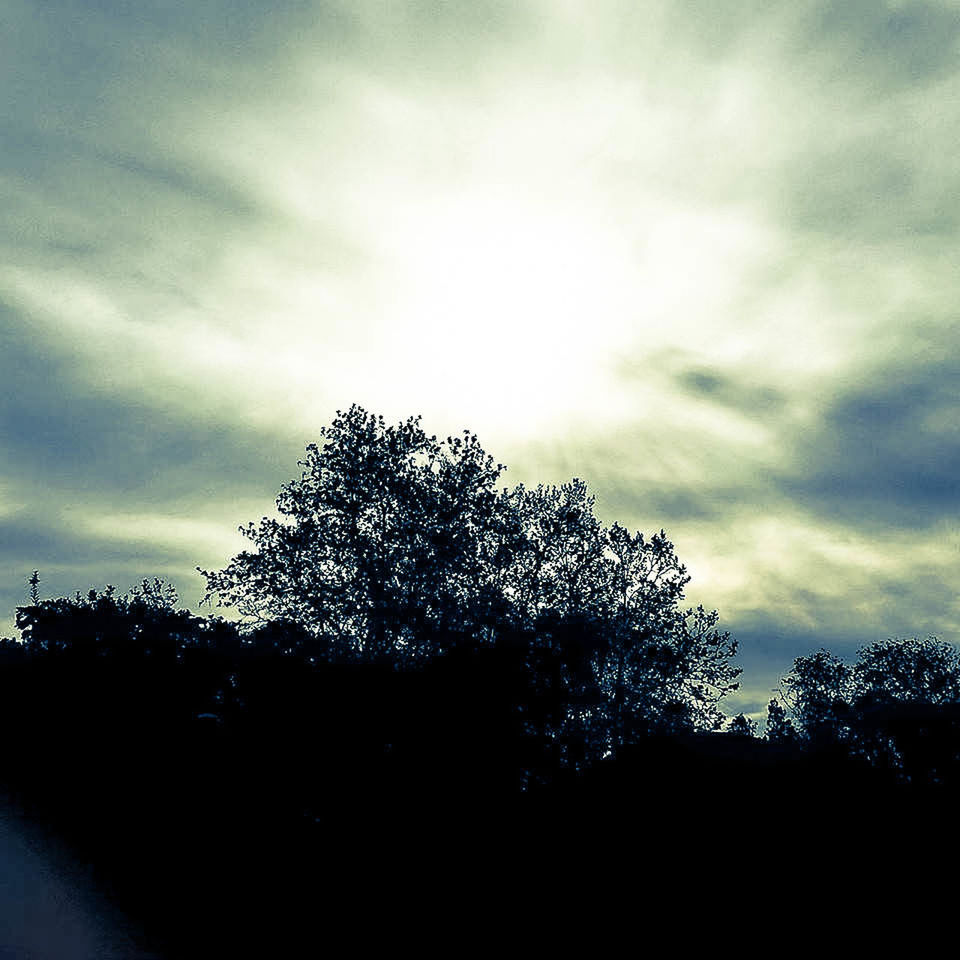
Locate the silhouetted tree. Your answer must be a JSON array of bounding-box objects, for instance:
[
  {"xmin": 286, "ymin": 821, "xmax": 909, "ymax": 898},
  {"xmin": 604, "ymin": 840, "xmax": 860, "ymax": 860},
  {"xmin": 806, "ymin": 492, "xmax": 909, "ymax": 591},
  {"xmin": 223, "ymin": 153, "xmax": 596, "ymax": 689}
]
[
  {"xmin": 778, "ymin": 637, "xmax": 960, "ymax": 783},
  {"xmin": 16, "ymin": 579, "xmax": 198, "ymax": 661},
  {"xmin": 502, "ymin": 481, "xmax": 739, "ymax": 741},
  {"xmin": 727, "ymin": 713, "xmax": 757, "ymax": 737},
  {"xmin": 852, "ymin": 637, "xmax": 960, "ymax": 707},
  {"xmin": 201, "ymin": 405, "xmax": 740, "ymax": 762},
  {"xmin": 4, "ymin": 576, "xmax": 955, "ymax": 955},
  {"xmin": 781, "ymin": 648, "xmax": 853, "ymax": 746},
  {"xmin": 199, "ymin": 405, "xmax": 510, "ymax": 662},
  {"xmin": 765, "ymin": 697, "xmax": 796, "ymax": 743},
  {"xmin": 848, "ymin": 637, "xmax": 960, "ymax": 782},
  {"xmin": 502, "ymin": 479, "xmax": 608, "ymax": 628}
]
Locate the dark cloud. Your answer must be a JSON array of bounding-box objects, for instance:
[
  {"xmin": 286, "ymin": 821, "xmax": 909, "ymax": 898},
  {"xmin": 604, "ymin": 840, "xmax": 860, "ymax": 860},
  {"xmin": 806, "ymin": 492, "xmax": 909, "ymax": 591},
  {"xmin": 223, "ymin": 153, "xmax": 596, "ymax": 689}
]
[
  {"xmin": 778, "ymin": 351, "xmax": 960, "ymax": 529},
  {"xmin": 794, "ymin": 0, "xmax": 960, "ymax": 90},
  {"xmin": 654, "ymin": 0, "xmax": 960, "ymax": 88},
  {"xmin": 781, "ymin": 128, "xmax": 960, "ymax": 242},
  {"xmin": 661, "ymin": 0, "xmax": 775, "ymax": 60},
  {"xmin": 673, "ymin": 366, "xmax": 787, "ymax": 419},
  {"xmin": 763, "ymin": 3, "xmax": 960, "ymax": 242},
  {"xmin": 0, "ymin": 298, "xmax": 309, "ymax": 629},
  {"xmin": 508, "ymin": 427, "xmax": 752, "ymax": 532},
  {"xmin": 0, "ymin": 2, "xmax": 336, "ymax": 254},
  {"xmin": 92, "ymin": 150, "xmax": 262, "ymax": 221},
  {"xmin": 0, "ymin": 511, "xmax": 197, "ymax": 570},
  {"xmin": 1, "ymin": 0, "xmax": 526, "ymax": 119},
  {"xmin": 0, "ymin": 299, "xmax": 304, "ymax": 507},
  {"xmin": 728, "ymin": 567, "xmax": 960, "ymax": 711},
  {"xmin": 615, "ymin": 347, "xmax": 960, "ymax": 535},
  {"xmin": 568, "ymin": 356, "xmax": 792, "ymax": 525},
  {"xmin": 604, "ymin": 484, "xmax": 742, "ymax": 526},
  {"xmin": 519, "ymin": 341, "xmax": 960, "ymax": 705},
  {"xmin": 724, "ymin": 621, "xmax": 856, "ymax": 709}
]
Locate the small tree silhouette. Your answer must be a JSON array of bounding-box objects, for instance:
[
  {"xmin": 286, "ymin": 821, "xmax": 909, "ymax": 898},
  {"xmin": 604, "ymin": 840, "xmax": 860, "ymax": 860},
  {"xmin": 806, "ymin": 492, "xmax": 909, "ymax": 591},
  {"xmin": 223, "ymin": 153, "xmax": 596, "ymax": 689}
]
[
  {"xmin": 765, "ymin": 698, "xmax": 796, "ymax": 743},
  {"xmin": 778, "ymin": 637, "xmax": 960, "ymax": 782},
  {"xmin": 727, "ymin": 713, "xmax": 757, "ymax": 737},
  {"xmin": 782, "ymin": 648, "xmax": 853, "ymax": 746}
]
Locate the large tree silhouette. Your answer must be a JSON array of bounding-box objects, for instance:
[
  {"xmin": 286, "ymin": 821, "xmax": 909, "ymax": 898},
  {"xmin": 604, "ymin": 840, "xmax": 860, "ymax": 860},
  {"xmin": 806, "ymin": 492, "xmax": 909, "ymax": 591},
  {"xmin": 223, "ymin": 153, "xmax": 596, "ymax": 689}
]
[
  {"xmin": 200, "ymin": 405, "xmax": 510, "ymax": 662},
  {"xmin": 200, "ymin": 404, "xmax": 740, "ymax": 748}
]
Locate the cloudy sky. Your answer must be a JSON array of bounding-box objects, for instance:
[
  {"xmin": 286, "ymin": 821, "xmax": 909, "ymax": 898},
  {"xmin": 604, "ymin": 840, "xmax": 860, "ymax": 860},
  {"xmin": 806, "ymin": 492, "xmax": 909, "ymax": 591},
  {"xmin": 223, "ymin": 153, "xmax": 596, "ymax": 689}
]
[{"xmin": 3, "ymin": 0, "xmax": 959, "ymax": 713}]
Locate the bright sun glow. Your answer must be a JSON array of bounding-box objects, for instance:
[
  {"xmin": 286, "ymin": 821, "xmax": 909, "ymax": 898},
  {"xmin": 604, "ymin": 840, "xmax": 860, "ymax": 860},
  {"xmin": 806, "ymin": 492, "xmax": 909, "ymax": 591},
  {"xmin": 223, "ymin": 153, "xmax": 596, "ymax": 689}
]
[
  {"xmin": 341, "ymin": 185, "xmax": 777, "ymax": 438},
  {"xmin": 378, "ymin": 189, "xmax": 635, "ymax": 430}
]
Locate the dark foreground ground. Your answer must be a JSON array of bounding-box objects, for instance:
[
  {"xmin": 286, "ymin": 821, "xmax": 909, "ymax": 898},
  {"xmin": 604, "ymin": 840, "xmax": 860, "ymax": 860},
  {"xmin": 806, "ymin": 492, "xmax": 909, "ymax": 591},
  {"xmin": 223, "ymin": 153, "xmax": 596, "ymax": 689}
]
[
  {"xmin": 0, "ymin": 794, "xmax": 164, "ymax": 959},
  {"xmin": 0, "ymin": 639, "xmax": 955, "ymax": 957}
]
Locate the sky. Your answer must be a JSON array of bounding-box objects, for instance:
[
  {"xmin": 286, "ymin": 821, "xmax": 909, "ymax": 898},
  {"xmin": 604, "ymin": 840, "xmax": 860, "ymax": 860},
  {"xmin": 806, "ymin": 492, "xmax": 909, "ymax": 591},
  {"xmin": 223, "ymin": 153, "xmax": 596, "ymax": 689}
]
[{"xmin": 2, "ymin": 0, "xmax": 960, "ymax": 716}]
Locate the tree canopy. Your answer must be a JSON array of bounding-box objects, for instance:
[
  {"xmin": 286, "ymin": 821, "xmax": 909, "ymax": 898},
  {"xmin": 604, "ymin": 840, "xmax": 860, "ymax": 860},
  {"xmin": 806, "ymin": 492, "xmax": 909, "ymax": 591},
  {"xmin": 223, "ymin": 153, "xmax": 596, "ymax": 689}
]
[
  {"xmin": 199, "ymin": 406, "xmax": 509, "ymax": 661},
  {"xmin": 772, "ymin": 636, "xmax": 960, "ymax": 782},
  {"xmin": 199, "ymin": 404, "xmax": 741, "ymax": 748},
  {"xmin": 9, "ymin": 409, "xmax": 960, "ymax": 955}
]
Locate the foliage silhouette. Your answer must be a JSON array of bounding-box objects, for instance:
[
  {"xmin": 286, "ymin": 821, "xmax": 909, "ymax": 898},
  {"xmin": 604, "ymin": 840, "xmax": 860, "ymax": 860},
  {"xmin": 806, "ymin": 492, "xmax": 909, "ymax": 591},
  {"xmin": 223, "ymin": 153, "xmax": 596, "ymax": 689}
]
[
  {"xmin": 199, "ymin": 405, "xmax": 510, "ymax": 662},
  {"xmin": 2, "ymin": 604, "xmax": 959, "ymax": 949},
  {"xmin": 726, "ymin": 712, "xmax": 757, "ymax": 737},
  {"xmin": 200, "ymin": 405, "xmax": 741, "ymax": 755},
  {"xmin": 2, "ymin": 586, "xmax": 670, "ymax": 954},
  {"xmin": 781, "ymin": 648, "xmax": 853, "ymax": 746},
  {"xmin": 775, "ymin": 636, "xmax": 960, "ymax": 783},
  {"xmin": 503, "ymin": 480, "xmax": 741, "ymax": 746},
  {"xmin": 8, "ymin": 410, "xmax": 960, "ymax": 951},
  {"xmin": 765, "ymin": 696, "xmax": 797, "ymax": 743}
]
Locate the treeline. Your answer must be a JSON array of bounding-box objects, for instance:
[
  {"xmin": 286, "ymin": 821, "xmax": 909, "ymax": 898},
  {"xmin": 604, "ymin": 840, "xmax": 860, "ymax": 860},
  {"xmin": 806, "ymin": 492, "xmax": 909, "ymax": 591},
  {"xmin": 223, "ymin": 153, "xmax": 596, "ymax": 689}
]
[
  {"xmin": 4, "ymin": 580, "xmax": 956, "ymax": 953},
  {"xmin": 3, "ymin": 405, "xmax": 958, "ymax": 951},
  {"xmin": 1, "ymin": 580, "xmax": 749, "ymax": 956},
  {"xmin": 768, "ymin": 638, "xmax": 960, "ymax": 786}
]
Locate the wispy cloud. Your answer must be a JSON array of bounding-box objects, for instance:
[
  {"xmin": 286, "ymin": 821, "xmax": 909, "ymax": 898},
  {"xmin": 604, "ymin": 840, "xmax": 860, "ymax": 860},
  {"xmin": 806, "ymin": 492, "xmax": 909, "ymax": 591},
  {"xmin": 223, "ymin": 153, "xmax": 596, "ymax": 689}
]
[{"xmin": 3, "ymin": 1, "xmax": 959, "ymax": 703}]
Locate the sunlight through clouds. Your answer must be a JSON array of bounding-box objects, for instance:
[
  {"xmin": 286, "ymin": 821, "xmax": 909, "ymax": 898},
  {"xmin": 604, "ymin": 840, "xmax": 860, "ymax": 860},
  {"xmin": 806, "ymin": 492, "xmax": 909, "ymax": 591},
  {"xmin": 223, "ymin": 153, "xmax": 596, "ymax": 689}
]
[
  {"xmin": 4, "ymin": 0, "xmax": 960, "ymax": 701},
  {"xmin": 159, "ymin": 50, "xmax": 790, "ymax": 437}
]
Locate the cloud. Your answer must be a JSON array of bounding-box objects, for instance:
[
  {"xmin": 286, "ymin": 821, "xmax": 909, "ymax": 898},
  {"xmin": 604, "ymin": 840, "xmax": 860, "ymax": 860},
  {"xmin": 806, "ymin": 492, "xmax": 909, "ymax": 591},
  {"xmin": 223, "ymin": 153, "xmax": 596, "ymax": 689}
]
[
  {"xmin": 0, "ymin": 509, "xmax": 206, "ymax": 639},
  {"xmin": 3, "ymin": 0, "xmax": 960, "ymax": 702},
  {"xmin": 794, "ymin": 0, "xmax": 960, "ymax": 90},
  {"xmin": 777, "ymin": 342, "xmax": 960, "ymax": 529},
  {"xmin": 0, "ymin": 293, "xmax": 310, "ymax": 631},
  {"xmin": 515, "ymin": 327, "xmax": 960, "ymax": 701},
  {"xmin": 0, "ymin": 298, "xmax": 304, "ymax": 502},
  {"xmin": 0, "ymin": 510, "xmax": 198, "ymax": 571}
]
